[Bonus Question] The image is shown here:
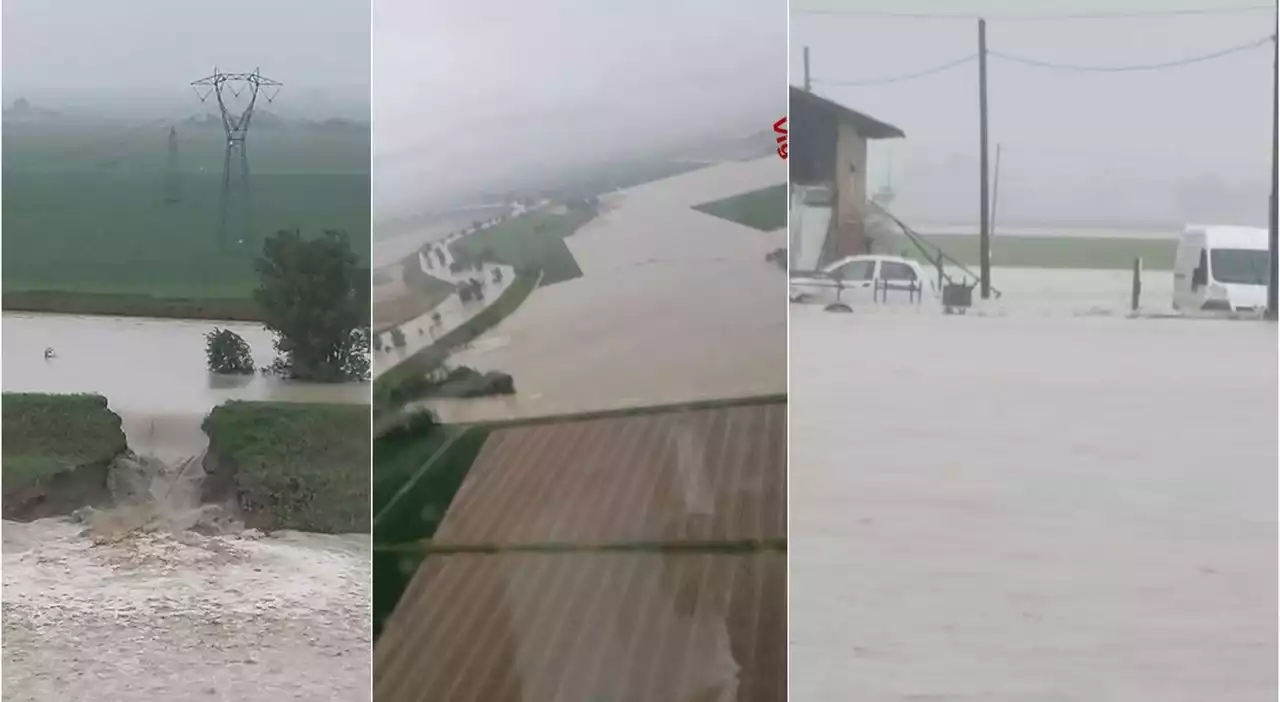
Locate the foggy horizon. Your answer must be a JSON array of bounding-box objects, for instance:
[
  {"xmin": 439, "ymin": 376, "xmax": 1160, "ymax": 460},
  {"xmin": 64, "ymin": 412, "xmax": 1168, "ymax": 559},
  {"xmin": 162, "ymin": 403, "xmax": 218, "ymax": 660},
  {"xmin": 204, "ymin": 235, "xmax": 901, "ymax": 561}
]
[
  {"xmin": 1, "ymin": 0, "xmax": 371, "ymax": 121},
  {"xmin": 373, "ymin": 0, "xmax": 786, "ymax": 221},
  {"xmin": 791, "ymin": 0, "xmax": 1278, "ymax": 228}
]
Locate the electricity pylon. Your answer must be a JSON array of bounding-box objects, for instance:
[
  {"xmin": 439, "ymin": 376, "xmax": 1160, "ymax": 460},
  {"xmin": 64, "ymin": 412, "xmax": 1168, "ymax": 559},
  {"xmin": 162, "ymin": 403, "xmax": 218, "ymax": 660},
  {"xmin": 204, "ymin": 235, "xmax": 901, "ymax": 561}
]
[{"xmin": 191, "ymin": 68, "xmax": 282, "ymax": 250}]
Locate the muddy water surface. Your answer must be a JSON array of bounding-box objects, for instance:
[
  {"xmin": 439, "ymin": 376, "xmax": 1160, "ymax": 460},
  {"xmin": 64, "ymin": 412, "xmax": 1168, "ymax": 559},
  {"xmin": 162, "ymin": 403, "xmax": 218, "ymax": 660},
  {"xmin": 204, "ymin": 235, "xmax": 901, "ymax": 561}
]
[
  {"xmin": 418, "ymin": 157, "xmax": 789, "ymax": 423},
  {"xmin": 790, "ymin": 308, "xmax": 1277, "ymax": 701},
  {"xmin": 2, "ymin": 313, "xmax": 367, "ymax": 459}
]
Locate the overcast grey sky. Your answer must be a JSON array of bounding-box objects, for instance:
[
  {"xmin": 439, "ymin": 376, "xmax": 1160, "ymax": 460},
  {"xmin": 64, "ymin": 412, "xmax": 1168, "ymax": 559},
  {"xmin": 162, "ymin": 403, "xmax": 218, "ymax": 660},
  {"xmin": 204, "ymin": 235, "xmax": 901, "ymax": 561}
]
[
  {"xmin": 2, "ymin": 0, "xmax": 370, "ymax": 118},
  {"xmin": 791, "ymin": 0, "xmax": 1278, "ymax": 226},
  {"xmin": 373, "ymin": 0, "xmax": 786, "ymax": 219}
]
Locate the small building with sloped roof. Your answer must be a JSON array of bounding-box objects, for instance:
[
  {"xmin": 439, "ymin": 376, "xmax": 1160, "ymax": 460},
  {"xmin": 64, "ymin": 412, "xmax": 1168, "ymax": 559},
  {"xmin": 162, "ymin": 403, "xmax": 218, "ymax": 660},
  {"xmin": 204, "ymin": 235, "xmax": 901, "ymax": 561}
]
[{"xmin": 790, "ymin": 87, "xmax": 904, "ymax": 264}]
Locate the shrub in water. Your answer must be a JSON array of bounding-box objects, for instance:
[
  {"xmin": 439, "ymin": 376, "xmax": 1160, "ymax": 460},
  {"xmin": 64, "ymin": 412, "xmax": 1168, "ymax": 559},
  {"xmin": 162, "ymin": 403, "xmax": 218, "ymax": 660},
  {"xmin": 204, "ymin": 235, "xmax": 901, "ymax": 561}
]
[{"xmin": 205, "ymin": 328, "xmax": 256, "ymax": 375}]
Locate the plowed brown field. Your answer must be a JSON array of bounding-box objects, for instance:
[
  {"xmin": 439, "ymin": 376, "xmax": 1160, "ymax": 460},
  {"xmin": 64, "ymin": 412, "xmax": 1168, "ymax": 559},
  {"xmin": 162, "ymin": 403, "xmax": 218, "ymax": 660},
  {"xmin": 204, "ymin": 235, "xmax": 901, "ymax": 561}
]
[{"xmin": 374, "ymin": 400, "xmax": 786, "ymax": 701}]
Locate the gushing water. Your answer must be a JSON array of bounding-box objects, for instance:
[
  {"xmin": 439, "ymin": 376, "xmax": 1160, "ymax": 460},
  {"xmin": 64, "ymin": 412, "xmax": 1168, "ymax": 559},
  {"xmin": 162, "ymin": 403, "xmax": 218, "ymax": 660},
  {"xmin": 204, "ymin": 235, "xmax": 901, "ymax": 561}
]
[{"xmin": 2, "ymin": 450, "xmax": 371, "ymax": 702}]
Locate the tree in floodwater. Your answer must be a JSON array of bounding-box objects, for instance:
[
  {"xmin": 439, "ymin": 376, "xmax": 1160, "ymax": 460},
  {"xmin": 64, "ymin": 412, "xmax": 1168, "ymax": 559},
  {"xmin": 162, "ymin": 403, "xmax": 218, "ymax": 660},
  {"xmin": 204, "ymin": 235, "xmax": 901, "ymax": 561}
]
[
  {"xmin": 389, "ymin": 327, "xmax": 407, "ymax": 348},
  {"xmin": 254, "ymin": 229, "xmax": 370, "ymax": 382},
  {"xmin": 205, "ymin": 327, "xmax": 255, "ymax": 375}
]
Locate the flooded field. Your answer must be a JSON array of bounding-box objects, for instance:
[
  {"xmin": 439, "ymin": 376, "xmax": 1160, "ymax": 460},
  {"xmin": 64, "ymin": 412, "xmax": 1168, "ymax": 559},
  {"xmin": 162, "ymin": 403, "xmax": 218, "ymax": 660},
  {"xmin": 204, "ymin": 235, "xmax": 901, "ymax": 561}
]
[
  {"xmin": 790, "ymin": 309, "xmax": 1277, "ymax": 700},
  {"xmin": 2, "ymin": 312, "xmax": 371, "ymax": 702},
  {"xmin": 2, "ymin": 313, "xmax": 367, "ymax": 459},
  {"xmin": 421, "ymin": 157, "xmax": 788, "ymax": 422}
]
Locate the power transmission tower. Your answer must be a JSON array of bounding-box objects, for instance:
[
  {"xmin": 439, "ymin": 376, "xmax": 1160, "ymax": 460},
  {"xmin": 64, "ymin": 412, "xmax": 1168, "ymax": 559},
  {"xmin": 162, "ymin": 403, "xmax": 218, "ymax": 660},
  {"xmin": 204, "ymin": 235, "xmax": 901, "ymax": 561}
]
[
  {"xmin": 190, "ymin": 68, "xmax": 282, "ymax": 250},
  {"xmin": 164, "ymin": 126, "xmax": 182, "ymax": 204}
]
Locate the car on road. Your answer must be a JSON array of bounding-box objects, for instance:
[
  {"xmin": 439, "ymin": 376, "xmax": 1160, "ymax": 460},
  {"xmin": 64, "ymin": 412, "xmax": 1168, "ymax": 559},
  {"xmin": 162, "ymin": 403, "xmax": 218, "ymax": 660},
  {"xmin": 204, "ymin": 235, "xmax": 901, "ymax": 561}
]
[{"xmin": 789, "ymin": 254, "xmax": 938, "ymax": 311}]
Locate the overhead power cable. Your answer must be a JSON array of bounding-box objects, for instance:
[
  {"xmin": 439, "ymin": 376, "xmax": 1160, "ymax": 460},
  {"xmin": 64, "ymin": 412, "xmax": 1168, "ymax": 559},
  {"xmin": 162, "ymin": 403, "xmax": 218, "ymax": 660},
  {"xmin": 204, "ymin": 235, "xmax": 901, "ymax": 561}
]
[
  {"xmin": 991, "ymin": 33, "xmax": 1275, "ymax": 72},
  {"xmin": 813, "ymin": 53, "xmax": 978, "ymax": 86},
  {"xmin": 794, "ymin": 4, "xmax": 1275, "ymax": 21}
]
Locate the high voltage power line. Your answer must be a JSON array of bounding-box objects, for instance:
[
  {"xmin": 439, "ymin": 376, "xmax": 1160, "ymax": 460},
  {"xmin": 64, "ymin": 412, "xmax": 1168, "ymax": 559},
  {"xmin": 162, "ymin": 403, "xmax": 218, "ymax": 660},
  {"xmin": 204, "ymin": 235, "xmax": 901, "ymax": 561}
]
[
  {"xmin": 810, "ymin": 33, "xmax": 1275, "ymax": 86},
  {"xmin": 794, "ymin": 4, "xmax": 1275, "ymax": 21}
]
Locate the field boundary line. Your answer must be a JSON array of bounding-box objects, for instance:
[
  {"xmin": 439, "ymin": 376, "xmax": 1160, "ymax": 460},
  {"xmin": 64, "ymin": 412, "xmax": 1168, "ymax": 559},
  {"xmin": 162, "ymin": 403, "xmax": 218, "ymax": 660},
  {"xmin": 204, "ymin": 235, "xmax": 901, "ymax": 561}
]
[
  {"xmin": 441, "ymin": 392, "xmax": 789, "ymax": 433},
  {"xmin": 372, "ymin": 426, "xmax": 471, "ymax": 529},
  {"xmin": 372, "ymin": 537, "xmax": 788, "ymax": 555}
]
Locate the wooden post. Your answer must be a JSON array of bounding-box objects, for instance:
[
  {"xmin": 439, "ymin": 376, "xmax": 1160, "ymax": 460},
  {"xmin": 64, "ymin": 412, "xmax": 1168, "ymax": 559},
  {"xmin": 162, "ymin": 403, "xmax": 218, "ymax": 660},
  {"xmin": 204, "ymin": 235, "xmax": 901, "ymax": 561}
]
[
  {"xmin": 1267, "ymin": 34, "xmax": 1278, "ymax": 320},
  {"xmin": 978, "ymin": 19, "xmax": 991, "ymax": 300},
  {"xmin": 1131, "ymin": 257, "xmax": 1143, "ymax": 313}
]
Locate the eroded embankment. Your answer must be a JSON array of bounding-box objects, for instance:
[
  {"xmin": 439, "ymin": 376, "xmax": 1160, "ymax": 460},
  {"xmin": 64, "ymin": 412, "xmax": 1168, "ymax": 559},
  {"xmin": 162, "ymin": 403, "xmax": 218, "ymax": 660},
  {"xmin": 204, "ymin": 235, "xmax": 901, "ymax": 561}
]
[
  {"xmin": 2, "ymin": 393, "xmax": 370, "ymax": 533},
  {"xmin": 1, "ymin": 393, "xmax": 129, "ymax": 521},
  {"xmin": 202, "ymin": 401, "xmax": 372, "ymax": 533}
]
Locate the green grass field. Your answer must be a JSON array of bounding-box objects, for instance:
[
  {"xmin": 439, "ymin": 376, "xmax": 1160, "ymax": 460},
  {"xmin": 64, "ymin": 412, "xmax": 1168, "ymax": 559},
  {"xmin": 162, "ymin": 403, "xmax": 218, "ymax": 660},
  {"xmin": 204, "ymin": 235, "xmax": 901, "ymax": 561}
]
[
  {"xmin": 203, "ymin": 401, "xmax": 371, "ymax": 534},
  {"xmin": 1, "ymin": 393, "xmax": 127, "ymax": 490},
  {"xmin": 1, "ymin": 393, "xmax": 128, "ymax": 520},
  {"xmin": 693, "ymin": 183, "xmax": 787, "ymax": 231},
  {"xmin": 892, "ymin": 234, "xmax": 1178, "ymax": 271},
  {"xmin": 449, "ymin": 210, "xmax": 594, "ymax": 285},
  {"xmin": 3, "ymin": 121, "xmax": 369, "ymax": 317}
]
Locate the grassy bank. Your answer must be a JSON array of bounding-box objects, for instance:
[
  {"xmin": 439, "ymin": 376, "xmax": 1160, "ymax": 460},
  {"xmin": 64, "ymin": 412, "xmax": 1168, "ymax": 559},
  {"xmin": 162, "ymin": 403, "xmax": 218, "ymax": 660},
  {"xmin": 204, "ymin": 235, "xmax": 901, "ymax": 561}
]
[
  {"xmin": 893, "ymin": 234, "xmax": 1177, "ymax": 271},
  {"xmin": 372, "ymin": 424, "xmax": 492, "ymax": 639},
  {"xmin": 3, "ymin": 289, "xmax": 263, "ymax": 321},
  {"xmin": 693, "ymin": 183, "xmax": 787, "ymax": 231},
  {"xmin": 450, "ymin": 209, "xmax": 594, "ymax": 285},
  {"xmin": 1, "ymin": 393, "xmax": 128, "ymax": 519},
  {"xmin": 375, "ymin": 269, "xmax": 540, "ymax": 399},
  {"xmin": 203, "ymin": 401, "xmax": 371, "ymax": 534}
]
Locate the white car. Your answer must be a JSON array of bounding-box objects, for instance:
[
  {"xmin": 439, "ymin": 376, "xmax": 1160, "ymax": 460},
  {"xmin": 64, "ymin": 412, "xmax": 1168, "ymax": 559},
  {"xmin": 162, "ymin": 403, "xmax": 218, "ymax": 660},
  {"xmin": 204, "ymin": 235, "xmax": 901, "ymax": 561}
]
[{"xmin": 789, "ymin": 254, "xmax": 938, "ymax": 311}]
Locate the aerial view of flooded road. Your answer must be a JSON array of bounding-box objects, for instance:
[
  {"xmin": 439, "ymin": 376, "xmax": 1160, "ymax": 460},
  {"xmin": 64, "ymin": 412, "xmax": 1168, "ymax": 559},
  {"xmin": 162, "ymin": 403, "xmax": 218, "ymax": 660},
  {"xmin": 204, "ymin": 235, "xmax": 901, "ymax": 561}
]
[{"xmin": 790, "ymin": 305, "xmax": 1277, "ymax": 700}]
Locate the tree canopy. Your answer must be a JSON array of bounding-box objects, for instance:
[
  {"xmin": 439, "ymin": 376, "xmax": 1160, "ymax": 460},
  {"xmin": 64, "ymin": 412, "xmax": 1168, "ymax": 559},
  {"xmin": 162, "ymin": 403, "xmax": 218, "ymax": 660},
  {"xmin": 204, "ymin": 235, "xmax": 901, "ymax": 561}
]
[{"xmin": 254, "ymin": 229, "xmax": 370, "ymax": 382}]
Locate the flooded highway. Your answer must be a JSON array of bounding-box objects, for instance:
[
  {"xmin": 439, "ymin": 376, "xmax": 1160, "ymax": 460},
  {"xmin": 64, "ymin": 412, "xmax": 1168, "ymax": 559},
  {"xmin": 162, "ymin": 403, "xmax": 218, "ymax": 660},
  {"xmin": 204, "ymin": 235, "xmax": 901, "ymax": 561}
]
[
  {"xmin": 418, "ymin": 157, "xmax": 789, "ymax": 422},
  {"xmin": 789, "ymin": 308, "xmax": 1277, "ymax": 701}
]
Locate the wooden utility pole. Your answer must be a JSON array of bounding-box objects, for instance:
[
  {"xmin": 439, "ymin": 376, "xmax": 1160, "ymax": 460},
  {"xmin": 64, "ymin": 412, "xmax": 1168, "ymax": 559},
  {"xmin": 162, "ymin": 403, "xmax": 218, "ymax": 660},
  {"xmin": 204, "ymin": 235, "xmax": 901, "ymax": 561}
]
[
  {"xmin": 978, "ymin": 19, "xmax": 992, "ymax": 299},
  {"xmin": 1267, "ymin": 33, "xmax": 1277, "ymax": 320},
  {"xmin": 804, "ymin": 46, "xmax": 812, "ymax": 91},
  {"xmin": 991, "ymin": 142, "xmax": 1002, "ymax": 266}
]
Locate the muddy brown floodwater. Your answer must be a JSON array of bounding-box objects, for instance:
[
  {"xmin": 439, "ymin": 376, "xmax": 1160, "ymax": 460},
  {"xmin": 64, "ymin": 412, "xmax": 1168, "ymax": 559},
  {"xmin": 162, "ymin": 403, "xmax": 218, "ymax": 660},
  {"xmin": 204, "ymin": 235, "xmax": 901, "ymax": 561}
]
[
  {"xmin": 416, "ymin": 157, "xmax": 788, "ymax": 423},
  {"xmin": 790, "ymin": 307, "xmax": 1277, "ymax": 701},
  {"xmin": 2, "ymin": 313, "xmax": 371, "ymax": 702}
]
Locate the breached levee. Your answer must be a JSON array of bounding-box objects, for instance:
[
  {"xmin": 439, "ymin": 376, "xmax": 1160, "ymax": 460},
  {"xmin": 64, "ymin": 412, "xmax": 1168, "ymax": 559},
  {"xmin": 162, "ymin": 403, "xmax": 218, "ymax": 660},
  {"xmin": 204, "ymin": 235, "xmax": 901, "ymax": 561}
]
[{"xmin": 1, "ymin": 397, "xmax": 372, "ymax": 702}]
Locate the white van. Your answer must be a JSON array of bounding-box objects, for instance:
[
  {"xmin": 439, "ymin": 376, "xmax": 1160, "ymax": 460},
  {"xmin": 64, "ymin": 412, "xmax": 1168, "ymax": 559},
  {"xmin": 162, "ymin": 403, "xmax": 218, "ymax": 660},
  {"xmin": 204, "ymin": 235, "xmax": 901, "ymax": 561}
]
[{"xmin": 1173, "ymin": 225, "xmax": 1270, "ymax": 314}]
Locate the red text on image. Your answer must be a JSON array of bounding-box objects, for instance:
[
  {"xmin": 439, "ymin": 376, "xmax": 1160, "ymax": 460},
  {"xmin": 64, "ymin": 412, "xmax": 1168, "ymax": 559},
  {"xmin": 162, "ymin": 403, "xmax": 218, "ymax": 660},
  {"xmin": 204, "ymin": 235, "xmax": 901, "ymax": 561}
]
[{"xmin": 774, "ymin": 117, "xmax": 787, "ymax": 160}]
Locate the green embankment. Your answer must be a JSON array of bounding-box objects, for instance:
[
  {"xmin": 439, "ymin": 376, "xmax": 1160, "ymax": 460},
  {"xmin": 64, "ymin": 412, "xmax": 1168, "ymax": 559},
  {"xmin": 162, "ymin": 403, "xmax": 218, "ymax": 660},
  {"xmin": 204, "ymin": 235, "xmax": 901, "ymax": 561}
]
[
  {"xmin": 1, "ymin": 393, "xmax": 128, "ymax": 520},
  {"xmin": 203, "ymin": 401, "xmax": 371, "ymax": 534},
  {"xmin": 693, "ymin": 184, "xmax": 788, "ymax": 231},
  {"xmin": 892, "ymin": 234, "xmax": 1177, "ymax": 271},
  {"xmin": 449, "ymin": 209, "xmax": 594, "ymax": 286},
  {"xmin": 372, "ymin": 424, "xmax": 492, "ymax": 640},
  {"xmin": 3, "ymin": 122, "xmax": 369, "ymax": 319}
]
